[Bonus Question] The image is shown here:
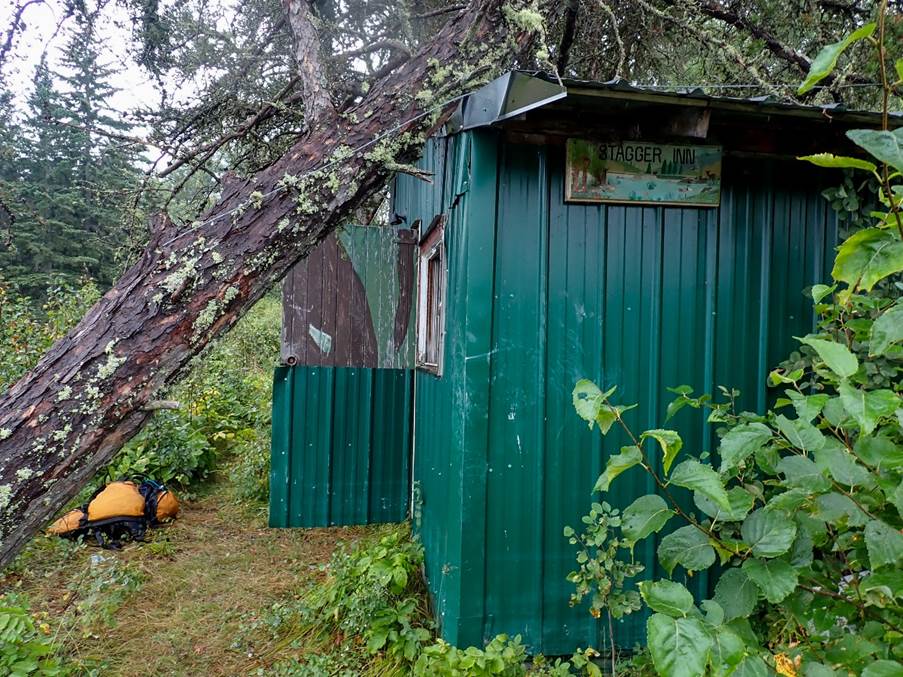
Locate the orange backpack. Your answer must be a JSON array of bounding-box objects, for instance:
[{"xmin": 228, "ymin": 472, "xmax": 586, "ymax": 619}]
[{"xmin": 47, "ymin": 478, "xmax": 179, "ymax": 548}]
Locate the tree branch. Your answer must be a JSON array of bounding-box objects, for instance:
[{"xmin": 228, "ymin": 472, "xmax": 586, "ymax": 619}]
[
  {"xmin": 664, "ymin": 0, "xmax": 873, "ymax": 92},
  {"xmin": 335, "ymin": 39, "xmax": 411, "ymax": 62},
  {"xmin": 0, "ymin": 0, "xmax": 46, "ymax": 72},
  {"xmin": 556, "ymin": 0, "xmax": 579, "ymax": 74},
  {"xmin": 593, "ymin": 0, "xmax": 626, "ymax": 78},
  {"xmin": 635, "ymin": 0, "xmax": 788, "ymax": 99},
  {"xmin": 158, "ymin": 76, "xmax": 301, "ymax": 180},
  {"xmin": 411, "ymin": 5, "xmax": 468, "ymax": 20}
]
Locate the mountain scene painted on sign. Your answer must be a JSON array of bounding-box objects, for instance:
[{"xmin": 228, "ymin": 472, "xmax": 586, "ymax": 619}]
[{"xmin": 566, "ymin": 138, "xmax": 722, "ymax": 206}]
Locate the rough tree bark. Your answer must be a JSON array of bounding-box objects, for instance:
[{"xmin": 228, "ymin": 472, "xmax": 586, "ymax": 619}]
[
  {"xmin": 0, "ymin": 0, "xmax": 542, "ymax": 568},
  {"xmin": 283, "ymin": 0, "xmax": 335, "ymax": 125}
]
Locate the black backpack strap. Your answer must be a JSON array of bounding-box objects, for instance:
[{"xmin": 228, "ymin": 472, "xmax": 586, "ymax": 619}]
[{"xmin": 138, "ymin": 479, "xmax": 165, "ymax": 524}]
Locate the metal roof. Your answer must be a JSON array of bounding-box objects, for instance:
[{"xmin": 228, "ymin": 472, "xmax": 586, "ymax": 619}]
[{"xmin": 449, "ymin": 71, "xmax": 901, "ymax": 132}]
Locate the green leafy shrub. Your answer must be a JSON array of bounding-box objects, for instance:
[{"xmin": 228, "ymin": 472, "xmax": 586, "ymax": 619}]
[
  {"xmin": 413, "ymin": 634, "xmax": 528, "ymax": 676},
  {"xmin": 302, "ymin": 528, "xmax": 430, "ymax": 650},
  {"xmin": 237, "ymin": 526, "xmax": 431, "ymax": 674},
  {"xmin": 99, "ymin": 409, "xmax": 217, "ymax": 488},
  {"xmin": 0, "ymin": 278, "xmax": 99, "ymax": 394},
  {"xmin": 228, "ymin": 434, "xmax": 270, "ymax": 503},
  {"xmin": 0, "ymin": 593, "xmax": 69, "ymax": 676},
  {"xmin": 242, "ymin": 525, "xmax": 604, "ymax": 675}
]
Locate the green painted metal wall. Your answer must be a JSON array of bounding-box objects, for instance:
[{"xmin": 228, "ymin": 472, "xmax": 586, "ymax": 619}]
[
  {"xmin": 269, "ymin": 365, "xmax": 413, "ymax": 528},
  {"xmin": 396, "ymin": 131, "xmax": 837, "ymax": 655}
]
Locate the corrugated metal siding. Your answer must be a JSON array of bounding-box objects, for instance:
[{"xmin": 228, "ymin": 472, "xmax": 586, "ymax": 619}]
[
  {"xmin": 399, "ymin": 133, "xmax": 490, "ymax": 647},
  {"xmin": 400, "ymin": 130, "xmax": 838, "ymax": 655},
  {"xmin": 269, "ymin": 365, "xmax": 413, "ymax": 527}
]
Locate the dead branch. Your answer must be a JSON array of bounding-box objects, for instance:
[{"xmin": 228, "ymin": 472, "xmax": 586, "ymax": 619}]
[
  {"xmin": 158, "ymin": 77, "xmax": 301, "ymax": 180},
  {"xmin": 335, "ymin": 39, "xmax": 412, "ymax": 62},
  {"xmin": 0, "ymin": 0, "xmax": 46, "ymax": 71}
]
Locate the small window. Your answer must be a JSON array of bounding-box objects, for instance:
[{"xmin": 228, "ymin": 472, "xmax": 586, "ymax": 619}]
[{"xmin": 417, "ymin": 215, "xmax": 447, "ymax": 375}]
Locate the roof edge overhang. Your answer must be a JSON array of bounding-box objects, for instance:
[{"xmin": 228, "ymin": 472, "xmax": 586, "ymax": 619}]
[
  {"xmin": 448, "ymin": 71, "xmax": 900, "ymax": 132},
  {"xmin": 447, "ymin": 72, "xmax": 567, "ymax": 133}
]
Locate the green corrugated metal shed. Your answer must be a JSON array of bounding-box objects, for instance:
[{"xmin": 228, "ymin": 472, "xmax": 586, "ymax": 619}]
[
  {"xmin": 403, "ymin": 134, "xmax": 838, "ymax": 653},
  {"xmin": 274, "ymin": 72, "xmax": 894, "ymax": 655},
  {"xmin": 270, "ymin": 224, "xmax": 416, "ymax": 528},
  {"xmin": 389, "ymin": 73, "xmax": 880, "ymax": 655}
]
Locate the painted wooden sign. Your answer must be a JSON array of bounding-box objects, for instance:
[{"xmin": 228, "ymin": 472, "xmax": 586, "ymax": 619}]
[{"xmin": 565, "ymin": 138, "xmax": 721, "ymax": 207}]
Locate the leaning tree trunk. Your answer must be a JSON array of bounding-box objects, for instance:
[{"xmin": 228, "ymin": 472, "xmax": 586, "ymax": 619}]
[{"xmin": 0, "ymin": 0, "xmax": 540, "ymax": 568}]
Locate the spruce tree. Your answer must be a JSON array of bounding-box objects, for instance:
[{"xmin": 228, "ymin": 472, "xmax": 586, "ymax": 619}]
[{"xmin": 0, "ymin": 8, "xmax": 143, "ymax": 298}]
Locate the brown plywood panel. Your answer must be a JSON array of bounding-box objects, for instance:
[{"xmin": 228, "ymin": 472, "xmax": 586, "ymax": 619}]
[{"xmin": 281, "ymin": 227, "xmax": 415, "ymax": 368}]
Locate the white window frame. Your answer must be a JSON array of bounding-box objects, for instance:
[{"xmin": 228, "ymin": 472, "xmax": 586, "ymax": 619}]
[{"xmin": 416, "ymin": 215, "xmax": 447, "ymax": 375}]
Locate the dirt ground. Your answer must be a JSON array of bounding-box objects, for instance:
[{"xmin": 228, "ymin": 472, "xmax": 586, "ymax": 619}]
[{"xmin": 1, "ymin": 473, "xmax": 371, "ymax": 676}]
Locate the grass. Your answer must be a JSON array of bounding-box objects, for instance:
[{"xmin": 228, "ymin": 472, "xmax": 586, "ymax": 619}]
[{"xmin": 0, "ymin": 461, "xmax": 376, "ymax": 676}]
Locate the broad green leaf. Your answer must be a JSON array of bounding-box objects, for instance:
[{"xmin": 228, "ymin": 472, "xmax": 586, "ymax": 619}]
[
  {"xmin": 594, "ymin": 408, "xmax": 619, "ymax": 435},
  {"xmin": 862, "ymin": 661, "xmax": 903, "ymax": 677},
  {"xmin": 641, "ymin": 429, "xmax": 683, "ymax": 474},
  {"xmin": 694, "ymin": 486, "xmax": 754, "ymax": 522},
  {"xmin": 854, "ymin": 434, "xmax": 903, "ymax": 470},
  {"xmin": 798, "ymin": 336, "xmax": 858, "ymax": 378},
  {"xmin": 709, "ymin": 625, "xmax": 746, "ymax": 672},
  {"xmin": 861, "ymin": 570, "xmax": 903, "ymax": 603},
  {"xmin": 639, "ymin": 580, "xmax": 694, "ymax": 617},
  {"xmin": 670, "ymin": 460, "xmax": 731, "ymax": 511},
  {"xmin": 776, "ymin": 456, "xmax": 832, "ymax": 492},
  {"xmin": 594, "ymin": 445, "xmax": 642, "ymax": 492},
  {"xmin": 665, "ymin": 386, "xmax": 699, "ymax": 421},
  {"xmin": 646, "ymin": 614, "xmax": 712, "ymax": 677},
  {"xmin": 798, "ymin": 23, "xmax": 875, "ymax": 94},
  {"xmin": 822, "ymin": 397, "xmax": 851, "ymax": 427},
  {"xmin": 731, "ymin": 656, "xmax": 770, "ymax": 677},
  {"xmin": 658, "ymin": 525, "xmax": 716, "ymax": 575},
  {"xmin": 573, "ymin": 379, "xmax": 603, "ymax": 423},
  {"xmin": 366, "ymin": 629, "xmax": 389, "ymax": 652},
  {"xmin": 786, "ymin": 392, "xmax": 829, "ymax": 423},
  {"xmin": 798, "ymin": 153, "xmax": 876, "ymax": 172},
  {"xmin": 838, "ymin": 381, "xmax": 900, "ymax": 436},
  {"xmin": 803, "ymin": 665, "xmax": 838, "ymax": 677},
  {"xmin": 700, "ymin": 599, "xmax": 724, "ymax": 626},
  {"xmin": 741, "ymin": 509, "xmax": 797, "ymax": 558},
  {"xmin": 870, "ymin": 301, "xmax": 903, "ymax": 356},
  {"xmin": 789, "ymin": 526, "xmax": 814, "ymax": 567},
  {"xmin": 774, "ymin": 415, "xmax": 826, "ymax": 453},
  {"xmin": 742, "ymin": 558, "xmax": 798, "ymax": 603},
  {"xmin": 718, "ymin": 423, "xmax": 772, "ymax": 473},
  {"xmin": 896, "ymin": 58, "xmax": 903, "ymax": 81},
  {"xmin": 847, "ymin": 128, "xmax": 903, "ymax": 173},
  {"xmin": 622, "ymin": 494, "xmax": 674, "ymax": 545},
  {"xmin": 713, "ymin": 568, "xmax": 758, "ymax": 621},
  {"xmin": 766, "ymin": 489, "xmax": 811, "ymax": 513},
  {"xmin": 865, "ymin": 519, "xmax": 903, "ymax": 569},
  {"xmin": 814, "ymin": 441, "xmax": 874, "ymax": 487},
  {"xmin": 755, "ymin": 445, "xmax": 781, "ymax": 475},
  {"xmin": 894, "ymin": 479, "xmax": 903, "ymax": 519},
  {"xmin": 811, "ymin": 283, "xmax": 837, "ymax": 304},
  {"xmin": 832, "ymin": 227, "xmax": 903, "ymax": 292},
  {"xmin": 572, "ymin": 380, "xmax": 618, "ymax": 432},
  {"xmin": 813, "ymin": 492, "xmax": 869, "ymax": 527}
]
